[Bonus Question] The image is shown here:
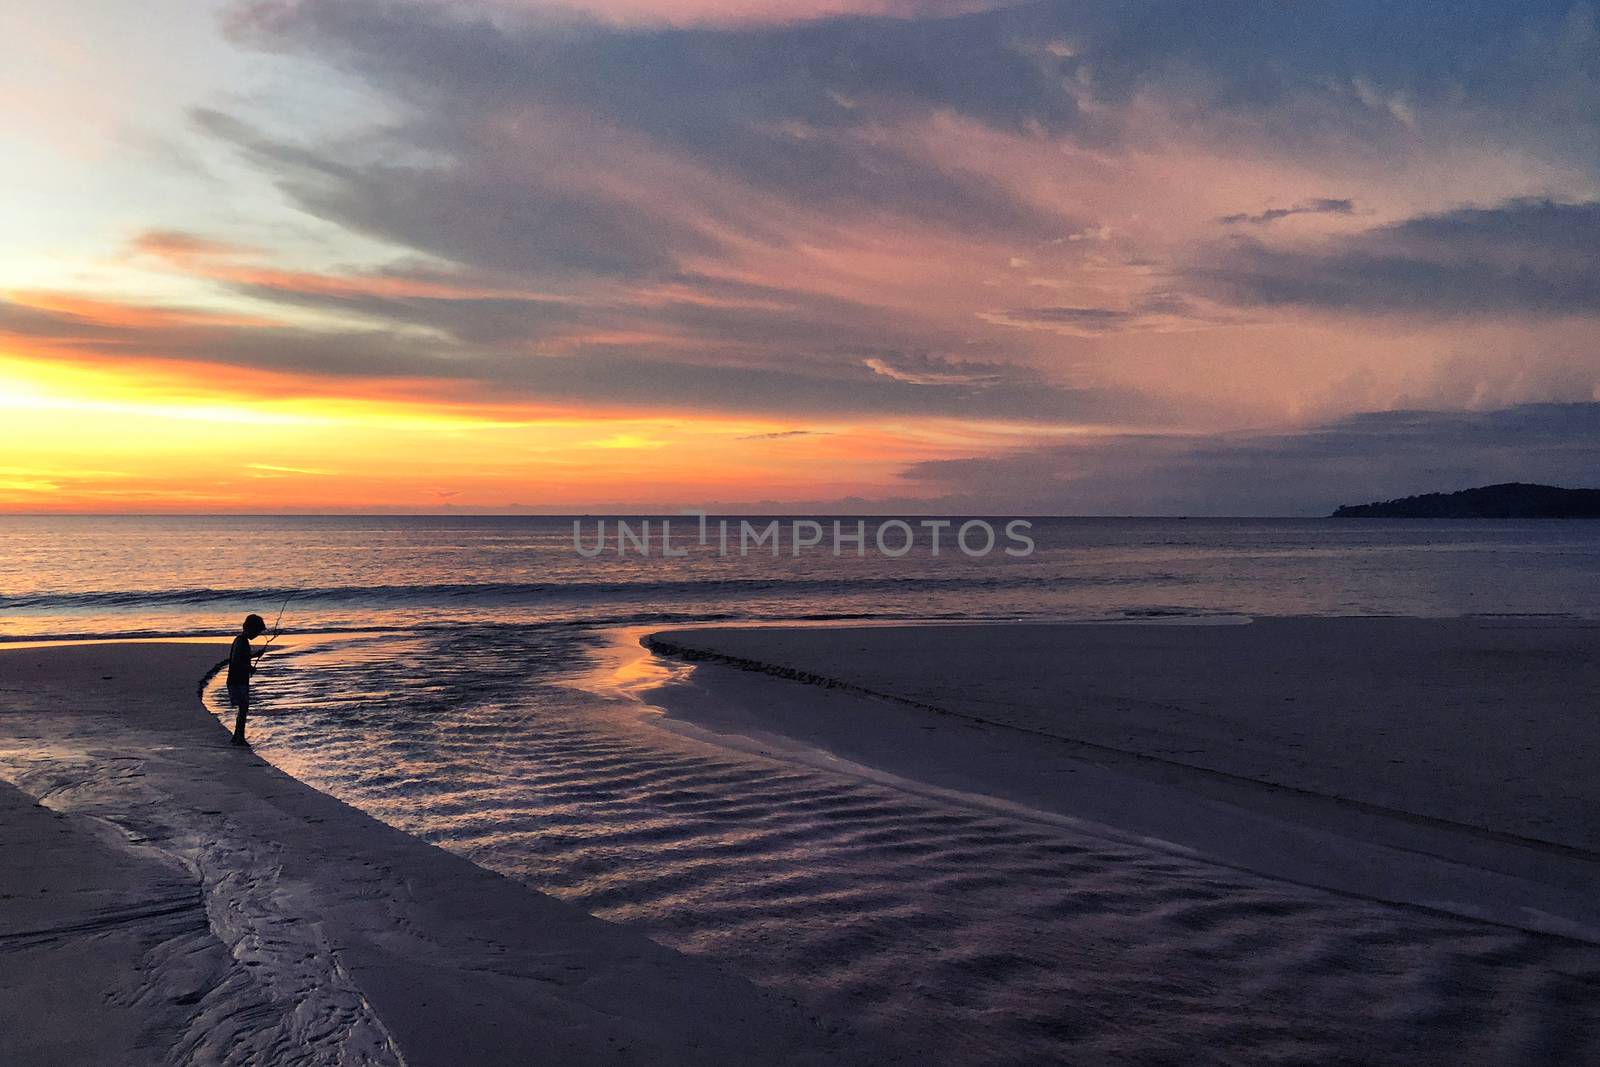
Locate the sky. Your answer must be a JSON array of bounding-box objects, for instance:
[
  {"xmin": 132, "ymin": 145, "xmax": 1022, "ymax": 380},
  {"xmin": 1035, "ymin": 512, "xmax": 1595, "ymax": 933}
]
[{"xmin": 3, "ymin": 0, "xmax": 1599, "ymax": 514}]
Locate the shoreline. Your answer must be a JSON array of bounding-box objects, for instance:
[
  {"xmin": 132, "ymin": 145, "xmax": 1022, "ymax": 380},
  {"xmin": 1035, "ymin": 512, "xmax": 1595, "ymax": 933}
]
[
  {"xmin": 0, "ymin": 640, "xmax": 877, "ymax": 1066},
  {"xmin": 9, "ymin": 619, "xmax": 1600, "ymax": 1062},
  {"xmin": 638, "ymin": 618, "xmax": 1600, "ymax": 942}
]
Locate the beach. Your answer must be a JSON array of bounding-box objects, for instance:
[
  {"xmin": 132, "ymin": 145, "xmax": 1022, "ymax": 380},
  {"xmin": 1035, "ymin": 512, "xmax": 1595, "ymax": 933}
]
[
  {"xmin": 0, "ymin": 642, "xmax": 873, "ymax": 1066},
  {"xmin": 3, "ymin": 618, "xmax": 1600, "ymax": 1063},
  {"xmin": 644, "ymin": 618, "xmax": 1600, "ymax": 858},
  {"xmin": 14, "ymin": 0, "xmax": 1600, "ymax": 1060}
]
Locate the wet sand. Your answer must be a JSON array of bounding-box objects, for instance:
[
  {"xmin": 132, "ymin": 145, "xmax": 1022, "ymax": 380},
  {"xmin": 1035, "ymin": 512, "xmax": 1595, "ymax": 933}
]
[
  {"xmin": 646, "ymin": 617, "xmax": 1600, "ymax": 854},
  {"xmin": 0, "ymin": 642, "xmax": 868, "ymax": 1065},
  {"xmin": 621, "ymin": 617, "xmax": 1600, "ymax": 1062},
  {"xmin": 7, "ymin": 622, "xmax": 1600, "ymax": 1064}
]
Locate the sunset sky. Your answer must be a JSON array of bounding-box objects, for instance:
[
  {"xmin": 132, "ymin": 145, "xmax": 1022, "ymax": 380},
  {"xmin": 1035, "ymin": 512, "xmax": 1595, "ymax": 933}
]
[{"xmin": 4, "ymin": 0, "xmax": 1599, "ymax": 513}]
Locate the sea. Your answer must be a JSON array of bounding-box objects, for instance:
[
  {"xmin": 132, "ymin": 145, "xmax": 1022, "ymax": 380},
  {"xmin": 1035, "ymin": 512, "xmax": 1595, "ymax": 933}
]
[
  {"xmin": 7, "ymin": 514, "xmax": 1600, "ymax": 640},
  {"xmin": 5, "ymin": 515, "xmax": 1599, "ymax": 1061}
]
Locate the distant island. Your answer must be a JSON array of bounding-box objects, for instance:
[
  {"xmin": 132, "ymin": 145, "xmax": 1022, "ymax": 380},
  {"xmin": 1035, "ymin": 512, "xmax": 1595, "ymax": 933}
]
[{"xmin": 1332, "ymin": 482, "xmax": 1600, "ymax": 518}]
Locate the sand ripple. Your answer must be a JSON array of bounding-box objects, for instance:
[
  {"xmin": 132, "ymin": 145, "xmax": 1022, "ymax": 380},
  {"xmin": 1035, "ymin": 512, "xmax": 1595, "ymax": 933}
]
[{"xmin": 230, "ymin": 631, "xmax": 1600, "ymax": 1065}]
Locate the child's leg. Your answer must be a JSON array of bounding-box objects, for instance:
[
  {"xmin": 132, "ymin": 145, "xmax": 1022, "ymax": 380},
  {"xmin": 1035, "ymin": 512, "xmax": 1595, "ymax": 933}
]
[{"xmin": 231, "ymin": 689, "xmax": 250, "ymax": 745}]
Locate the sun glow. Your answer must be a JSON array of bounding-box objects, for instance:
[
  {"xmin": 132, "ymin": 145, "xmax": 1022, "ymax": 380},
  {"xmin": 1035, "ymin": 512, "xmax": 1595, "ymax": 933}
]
[{"xmin": 0, "ymin": 351, "xmax": 1012, "ymax": 512}]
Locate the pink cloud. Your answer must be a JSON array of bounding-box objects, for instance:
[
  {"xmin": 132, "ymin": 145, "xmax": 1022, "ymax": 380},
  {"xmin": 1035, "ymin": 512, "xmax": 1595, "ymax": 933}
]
[{"xmin": 499, "ymin": 0, "xmax": 1013, "ymax": 27}]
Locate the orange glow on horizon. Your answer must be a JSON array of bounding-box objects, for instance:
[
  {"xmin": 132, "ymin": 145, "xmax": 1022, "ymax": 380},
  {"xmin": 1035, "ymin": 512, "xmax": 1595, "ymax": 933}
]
[{"xmin": 0, "ymin": 348, "xmax": 1057, "ymax": 513}]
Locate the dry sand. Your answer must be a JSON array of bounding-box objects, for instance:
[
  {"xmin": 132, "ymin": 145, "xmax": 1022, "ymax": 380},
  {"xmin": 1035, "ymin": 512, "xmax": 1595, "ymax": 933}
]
[{"xmin": 0, "ymin": 642, "xmax": 871, "ymax": 1066}]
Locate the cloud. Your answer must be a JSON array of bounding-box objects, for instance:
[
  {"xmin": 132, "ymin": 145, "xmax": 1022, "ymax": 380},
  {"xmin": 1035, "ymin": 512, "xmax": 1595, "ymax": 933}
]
[
  {"xmin": 467, "ymin": 0, "xmax": 1019, "ymax": 28},
  {"xmin": 127, "ymin": 228, "xmax": 564, "ymax": 304},
  {"xmin": 128, "ymin": 229, "xmax": 260, "ymax": 259},
  {"xmin": 980, "ymin": 292, "xmax": 1224, "ymax": 335},
  {"xmin": 737, "ymin": 429, "xmax": 828, "ymax": 440},
  {"xmin": 190, "ymin": 107, "xmax": 722, "ymax": 281},
  {"xmin": 1199, "ymin": 198, "xmax": 1600, "ymax": 316},
  {"xmin": 863, "ymin": 353, "xmax": 1005, "ymax": 386},
  {"xmin": 214, "ymin": 1, "xmax": 1073, "ymax": 274},
  {"xmin": 214, "ymin": 0, "xmax": 1600, "ymax": 286},
  {"xmin": 21, "ymin": 0, "xmax": 1600, "ymax": 482},
  {"xmin": 179, "ymin": 1, "xmax": 1600, "ymax": 416},
  {"xmin": 898, "ymin": 402, "xmax": 1600, "ymax": 515},
  {"xmin": 125, "ymin": 227, "xmax": 969, "ymax": 357},
  {"xmin": 0, "ymin": 291, "xmax": 1170, "ymax": 421},
  {"xmin": 247, "ymin": 462, "xmax": 337, "ymax": 476},
  {"xmin": 1219, "ymin": 198, "xmax": 1356, "ymax": 226}
]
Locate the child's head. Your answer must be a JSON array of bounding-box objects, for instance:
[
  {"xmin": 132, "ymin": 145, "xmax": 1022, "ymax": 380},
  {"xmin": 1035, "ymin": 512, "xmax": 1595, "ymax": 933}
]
[{"xmin": 243, "ymin": 613, "xmax": 267, "ymax": 638}]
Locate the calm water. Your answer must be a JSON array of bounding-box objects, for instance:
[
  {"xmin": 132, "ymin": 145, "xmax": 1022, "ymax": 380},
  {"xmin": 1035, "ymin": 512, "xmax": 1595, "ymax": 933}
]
[
  {"xmin": 5, "ymin": 515, "xmax": 1600, "ymax": 639},
  {"xmin": 6, "ymin": 516, "xmax": 1600, "ymax": 1061}
]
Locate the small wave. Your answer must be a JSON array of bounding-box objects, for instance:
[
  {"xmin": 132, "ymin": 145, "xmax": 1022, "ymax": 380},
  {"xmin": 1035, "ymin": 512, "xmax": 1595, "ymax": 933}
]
[
  {"xmin": 0, "ymin": 609, "xmax": 997, "ymax": 646},
  {"xmin": 0, "ymin": 573, "xmax": 1173, "ymax": 612}
]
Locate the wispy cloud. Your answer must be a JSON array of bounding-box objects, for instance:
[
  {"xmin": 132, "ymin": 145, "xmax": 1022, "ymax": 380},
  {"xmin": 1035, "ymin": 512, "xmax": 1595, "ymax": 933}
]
[
  {"xmin": 1199, "ymin": 198, "xmax": 1600, "ymax": 316},
  {"xmin": 737, "ymin": 429, "xmax": 828, "ymax": 440},
  {"xmin": 863, "ymin": 354, "xmax": 1006, "ymax": 387},
  {"xmin": 980, "ymin": 293, "xmax": 1225, "ymax": 335},
  {"xmin": 247, "ymin": 462, "xmax": 336, "ymax": 476},
  {"xmin": 1219, "ymin": 198, "xmax": 1356, "ymax": 226},
  {"xmin": 0, "ymin": 291, "xmax": 1164, "ymax": 421}
]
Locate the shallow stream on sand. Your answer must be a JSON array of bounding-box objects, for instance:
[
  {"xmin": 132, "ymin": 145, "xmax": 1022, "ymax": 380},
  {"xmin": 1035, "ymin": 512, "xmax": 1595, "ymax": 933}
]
[{"xmin": 207, "ymin": 624, "xmax": 1600, "ymax": 1065}]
